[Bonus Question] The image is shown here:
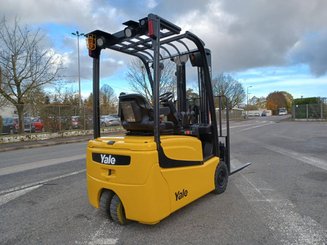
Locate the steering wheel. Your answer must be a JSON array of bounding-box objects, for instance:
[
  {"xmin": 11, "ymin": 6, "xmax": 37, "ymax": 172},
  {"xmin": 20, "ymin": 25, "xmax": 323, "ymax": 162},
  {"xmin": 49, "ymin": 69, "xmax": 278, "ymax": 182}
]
[{"xmin": 159, "ymin": 92, "xmax": 173, "ymax": 103}]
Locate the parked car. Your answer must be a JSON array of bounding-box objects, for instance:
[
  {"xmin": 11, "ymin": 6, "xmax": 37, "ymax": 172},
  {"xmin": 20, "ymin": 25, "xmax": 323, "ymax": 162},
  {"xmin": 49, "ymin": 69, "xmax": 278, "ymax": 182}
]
[
  {"xmin": 24, "ymin": 117, "xmax": 36, "ymax": 133},
  {"xmin": 13, "ymin": 117, "xmax": 36, "ymax": 133},
  {"xmin": 31, "ymin": 117, "xmax": 44, "ymax": 132},
  {"xmin": 109, "ymin": 114, "xmax": 120, "ymax": 121},
  {"xmin": 278, "ymin": 108, "xmax": 287, "ymax": 115},
  {"xmin": 100, "ymin": 115, "xmax": 121, "ymax": 127},
  {"xmin": 1, "ymin": 117, "xmax": 15, "ymax": 134},
  {"xmin": 71, "ymin": 116, "xmax": 81, "ymax": 129}
]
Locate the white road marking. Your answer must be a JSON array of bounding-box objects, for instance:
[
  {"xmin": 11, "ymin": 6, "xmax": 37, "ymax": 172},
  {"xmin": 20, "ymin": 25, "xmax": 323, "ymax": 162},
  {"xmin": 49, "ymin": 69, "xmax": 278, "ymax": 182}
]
[
  {"xmin": 238, "ymin": 121, "xmax": 274, "ymax": 132},
  {"xmin": 88, "ymin": 238, "xmax": 118, "ymax": 245},
  {"xmin": 222, "ymin": 120, "xmax": 272, "ymax": 131},
  {"xmin": 234, "ymin": 172, "xmax": 327, "ymax": 244},
  {"xmin": 0, "ymin": 169, "xmax": 85, "ymax": 196},
  {"xmin": 0, "ymin": 154, "xmax": 85, "ymax": 176},
  {"xmin": 75, "ymin": 219, "xmax": 121, "ymax": 245},
  {"xmin": 0, "ymin": 184, "xmax": 42, "ymax": 206},
  {"xmin": 229, "ymin": 122, "xmax": 262, "ymax": 129},
  {"xmin": 249, "ymin": 140, "xmax": 327, "ymax": 171}
]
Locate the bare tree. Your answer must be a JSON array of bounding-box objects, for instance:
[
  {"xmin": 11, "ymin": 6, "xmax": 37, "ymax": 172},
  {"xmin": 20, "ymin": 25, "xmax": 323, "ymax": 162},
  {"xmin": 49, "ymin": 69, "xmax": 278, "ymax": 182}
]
[
  {"xmin": 100, "ymin": 84, "xmax": 117, "ymax": 114},
  {"xmin": 0, "ymin": 64, "xmax": 9, "ymax": 108},
  {"xmin": 0, "ymin": 18, "xmax": 62, "ymax": 133},
  {"xmin": 0, "ymin": 94, "xmax": 9, "ymax": 108},
  {"xmin": 51, "ymin": 81, "xmax": 78, "ymax": 106},
  {"xmin": 248, "ymin": 96, "xmax": 267, "ymax": 110},
  {"xmin": 24, "ymin": 87, "xmax": 47, "ymax": 117},
  {"xmin": 212, "ymin": 73, "xmax": 245, "ymax": 109},
  {"xmin": 126, "ymin": 58, "xmax": 175, "ymax": 103}
]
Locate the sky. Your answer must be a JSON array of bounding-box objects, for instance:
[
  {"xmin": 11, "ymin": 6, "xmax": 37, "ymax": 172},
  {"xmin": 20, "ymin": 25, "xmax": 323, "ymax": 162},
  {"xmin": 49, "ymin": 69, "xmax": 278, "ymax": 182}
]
[{"xmin": 1, "ymin": 0, "xmax": 327, "ymax": 101}]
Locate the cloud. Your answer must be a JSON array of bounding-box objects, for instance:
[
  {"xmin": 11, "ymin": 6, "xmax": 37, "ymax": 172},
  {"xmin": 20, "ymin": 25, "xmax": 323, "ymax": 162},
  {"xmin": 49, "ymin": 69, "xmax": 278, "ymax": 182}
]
[
  {"xmin": 145, "ymin": 0, "xmax": 327, "ymax": 76},
  {"xmin": 147, "ymin": 0, "xmax": 158, "ymax": 9},
  {"xmin": 168, "ymin": 0, "xmax": 327, "ymax": 76},
  {"xmin": 217, "ymin": 0, "xmax": 327, "ymax": 73},
  {"xmin": 60, "ymin": 50, "xmax": 125, "ymax": 81},
  {"xmin": 289, "ymin": 32, "xmax": 327, "ymax": 76},
  {"xmin": 0, "ymin": 0, "xmax": 128, "ymax": 33},
  {"xmin": 1, "ymin": 0, "xmax": 327, "ymax": 79}
]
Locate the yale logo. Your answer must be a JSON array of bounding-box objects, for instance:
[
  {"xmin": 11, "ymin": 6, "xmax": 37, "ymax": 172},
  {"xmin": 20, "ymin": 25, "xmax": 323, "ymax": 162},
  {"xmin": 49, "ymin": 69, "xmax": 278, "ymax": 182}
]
[
  {"xmin": 175, "ymin": 189, "xmax": 188, "ymax": 201},
  {"xmin": 100, "ymin": 154, "xmax": 116, "ymax": 165}
]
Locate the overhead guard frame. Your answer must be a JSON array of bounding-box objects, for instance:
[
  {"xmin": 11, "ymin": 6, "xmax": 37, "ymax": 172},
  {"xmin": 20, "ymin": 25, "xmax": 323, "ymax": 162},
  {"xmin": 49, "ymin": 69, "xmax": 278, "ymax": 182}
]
[{"xmin": 87, "ymin": 13, "xmax": 219, "ymax": 158}]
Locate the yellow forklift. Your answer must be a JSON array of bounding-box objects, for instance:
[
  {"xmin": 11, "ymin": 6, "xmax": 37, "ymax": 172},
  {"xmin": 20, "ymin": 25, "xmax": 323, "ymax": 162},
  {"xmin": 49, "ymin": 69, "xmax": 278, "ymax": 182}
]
[{"xmin": 86, "ymin": 14, "xmax": 250, "ymax": 225}]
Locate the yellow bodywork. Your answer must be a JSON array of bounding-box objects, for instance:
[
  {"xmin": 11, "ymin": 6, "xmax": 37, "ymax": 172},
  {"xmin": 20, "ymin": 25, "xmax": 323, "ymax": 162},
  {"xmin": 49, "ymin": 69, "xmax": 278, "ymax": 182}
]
[{"xmin": 86, "ymin": 135, "xmax": 219, "ymax": 224}]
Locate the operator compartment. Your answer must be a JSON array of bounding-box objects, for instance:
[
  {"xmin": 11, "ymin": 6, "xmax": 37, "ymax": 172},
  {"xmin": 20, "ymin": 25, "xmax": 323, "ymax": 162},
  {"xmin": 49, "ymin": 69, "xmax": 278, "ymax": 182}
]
[{"xmin": 87, "ymin": 136, "xmax": 157, "ymax": 185}]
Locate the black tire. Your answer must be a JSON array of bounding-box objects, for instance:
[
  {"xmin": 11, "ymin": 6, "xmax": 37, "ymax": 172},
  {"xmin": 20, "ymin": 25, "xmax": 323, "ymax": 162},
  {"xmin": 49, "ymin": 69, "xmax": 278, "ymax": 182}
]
[
  {"xmin": 213, "ymin": 161, "xmax": 228, "ymax": 194},
  {"xmin": 110, "ymin": 194, "xmax": 128, "ymax": 225},
  {"xmin": 99, "ymin": 190, "xmax": 114, "ymax": 220}
]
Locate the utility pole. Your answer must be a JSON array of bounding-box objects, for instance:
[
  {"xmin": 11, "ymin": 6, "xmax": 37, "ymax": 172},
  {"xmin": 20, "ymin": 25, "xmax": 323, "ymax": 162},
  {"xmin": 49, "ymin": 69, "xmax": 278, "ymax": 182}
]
[
  {"xmin": 246, "ymin": 85, "xmax": 252, "ymax": 117},
  {"xmin": 71, "ymin": 31, "xmax": 84, "ymax": 109}
]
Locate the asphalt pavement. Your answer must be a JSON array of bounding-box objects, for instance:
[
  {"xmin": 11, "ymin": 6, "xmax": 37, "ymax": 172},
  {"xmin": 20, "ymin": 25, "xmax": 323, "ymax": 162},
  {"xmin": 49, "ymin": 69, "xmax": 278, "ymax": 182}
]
[{"xmin": 0, "ymin": 116, "xmax": 326, "ymax": 244}]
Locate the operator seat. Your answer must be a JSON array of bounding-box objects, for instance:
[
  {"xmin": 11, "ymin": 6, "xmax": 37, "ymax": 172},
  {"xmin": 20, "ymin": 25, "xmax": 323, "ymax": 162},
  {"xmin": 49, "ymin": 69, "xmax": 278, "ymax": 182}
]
[{"xmin": 119, "ymin": 93, "xmax": 174, "ymax": 134}]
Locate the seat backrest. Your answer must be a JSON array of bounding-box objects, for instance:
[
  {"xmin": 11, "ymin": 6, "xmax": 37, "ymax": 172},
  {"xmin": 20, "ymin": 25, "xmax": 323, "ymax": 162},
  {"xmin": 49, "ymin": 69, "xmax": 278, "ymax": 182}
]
[{"xmin": 119, "ymin": 93, "xmax": 154, "ymax": 132}]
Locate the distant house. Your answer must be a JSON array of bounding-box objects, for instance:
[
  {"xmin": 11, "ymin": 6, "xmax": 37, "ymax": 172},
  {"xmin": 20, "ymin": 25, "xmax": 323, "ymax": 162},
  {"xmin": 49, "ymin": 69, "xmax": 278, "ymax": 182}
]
[
  {"xmin": 215, "ymin": 107, "xmax": 245, "ymax": 120},
  {"xmin": 0, "ymin": 104, "xmax": 16, "ymax": 117}
]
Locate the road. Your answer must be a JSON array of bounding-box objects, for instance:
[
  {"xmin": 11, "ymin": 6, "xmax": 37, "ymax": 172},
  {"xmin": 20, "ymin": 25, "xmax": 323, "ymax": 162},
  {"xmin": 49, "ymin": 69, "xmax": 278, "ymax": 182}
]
[{"xmin": 0, "ymin": 116, "xmax": 326, "ymax": 244}]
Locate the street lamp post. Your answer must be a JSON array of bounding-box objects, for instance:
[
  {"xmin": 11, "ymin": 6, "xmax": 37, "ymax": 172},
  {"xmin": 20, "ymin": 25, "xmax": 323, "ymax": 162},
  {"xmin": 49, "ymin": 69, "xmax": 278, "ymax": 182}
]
[
  {"xmin": 246, "ymin": 85, "xmax": 252, "ymax": 117},
  {"xmin": 71, "ymin": 31, "xmax": 84, "ymax": 109}
]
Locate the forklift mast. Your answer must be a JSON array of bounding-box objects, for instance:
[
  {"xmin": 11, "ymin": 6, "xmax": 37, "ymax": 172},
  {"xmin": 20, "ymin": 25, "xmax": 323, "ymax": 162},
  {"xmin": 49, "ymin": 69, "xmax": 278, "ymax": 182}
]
[{"xmin": 86, "ymin": 13, "xmax": 230, "ymax": 170}]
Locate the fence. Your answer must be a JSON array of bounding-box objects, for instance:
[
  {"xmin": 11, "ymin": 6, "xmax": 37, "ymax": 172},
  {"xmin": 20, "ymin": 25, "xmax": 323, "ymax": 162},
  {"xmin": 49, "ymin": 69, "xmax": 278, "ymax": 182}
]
[
  {"xmin": 213, "ymin": 96, "xmax": 244, "ymax": 121},
  {"xmin": 39, "ymin": 104, "xmax": 94, "ymax": 132},
  {"xmin": 0, "ymin": 104, "xmax": 122, "ymax": 135},
  {"xmin": 1, "ymin": 95, "xmax": 247, "ymax": 136},
  {"xmin": 292, "ymin": 103, "xmax": 327, "ymax": 120}
]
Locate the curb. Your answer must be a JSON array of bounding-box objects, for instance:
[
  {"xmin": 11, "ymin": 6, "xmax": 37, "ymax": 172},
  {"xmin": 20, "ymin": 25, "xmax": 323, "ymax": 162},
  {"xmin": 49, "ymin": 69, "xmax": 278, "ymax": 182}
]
[
  {"xmin": 0, "ymin": 137, "xmax": 90, "ymax": 152},
  {"xmin": 0, "ymin": 130, "xmax": 125, "ymax": 152}
]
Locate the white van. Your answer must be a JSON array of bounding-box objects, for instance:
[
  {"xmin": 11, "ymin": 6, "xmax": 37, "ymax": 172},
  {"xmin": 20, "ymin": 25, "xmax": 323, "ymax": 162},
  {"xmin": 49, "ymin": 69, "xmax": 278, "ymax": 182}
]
[{"xmin": 278, "ymin": 108, "xmax": 287, "ymax": 115}]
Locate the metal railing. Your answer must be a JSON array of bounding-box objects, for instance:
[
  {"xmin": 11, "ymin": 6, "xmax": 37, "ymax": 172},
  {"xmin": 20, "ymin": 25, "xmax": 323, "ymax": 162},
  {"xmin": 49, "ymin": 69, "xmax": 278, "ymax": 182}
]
[
  {"xmin": 292, "ymin": 103, "xmax": 327, "ymax": 120},
  {"xmin": 1, "ymin": 104, "xmax": 121, "ymax": 135}
]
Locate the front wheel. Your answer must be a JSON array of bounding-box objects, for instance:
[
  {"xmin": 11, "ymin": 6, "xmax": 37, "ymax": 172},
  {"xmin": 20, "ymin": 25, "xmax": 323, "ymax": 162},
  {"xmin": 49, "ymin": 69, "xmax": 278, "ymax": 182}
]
[
  {"xmin": 110, "ymin": 194, "xmax": 128, "ymax": 225},
  {"xmin": 213, "ymin": 161, "xmax": 228, "ymax": 194}
]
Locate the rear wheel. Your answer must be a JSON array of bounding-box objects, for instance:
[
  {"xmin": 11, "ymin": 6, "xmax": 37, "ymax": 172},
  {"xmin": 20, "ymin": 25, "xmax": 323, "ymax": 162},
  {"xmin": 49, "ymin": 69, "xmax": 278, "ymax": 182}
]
[
  {"xmin": 213, "ymin": 161, "xmax": 228, "ymax": 194},
  {"xmin": 110, "ymin": 194, "xmax": 128, "ymax": 225},
  {"xmin": 99, "ymin": 190, "xmax": 114, "ymax": 220}
]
